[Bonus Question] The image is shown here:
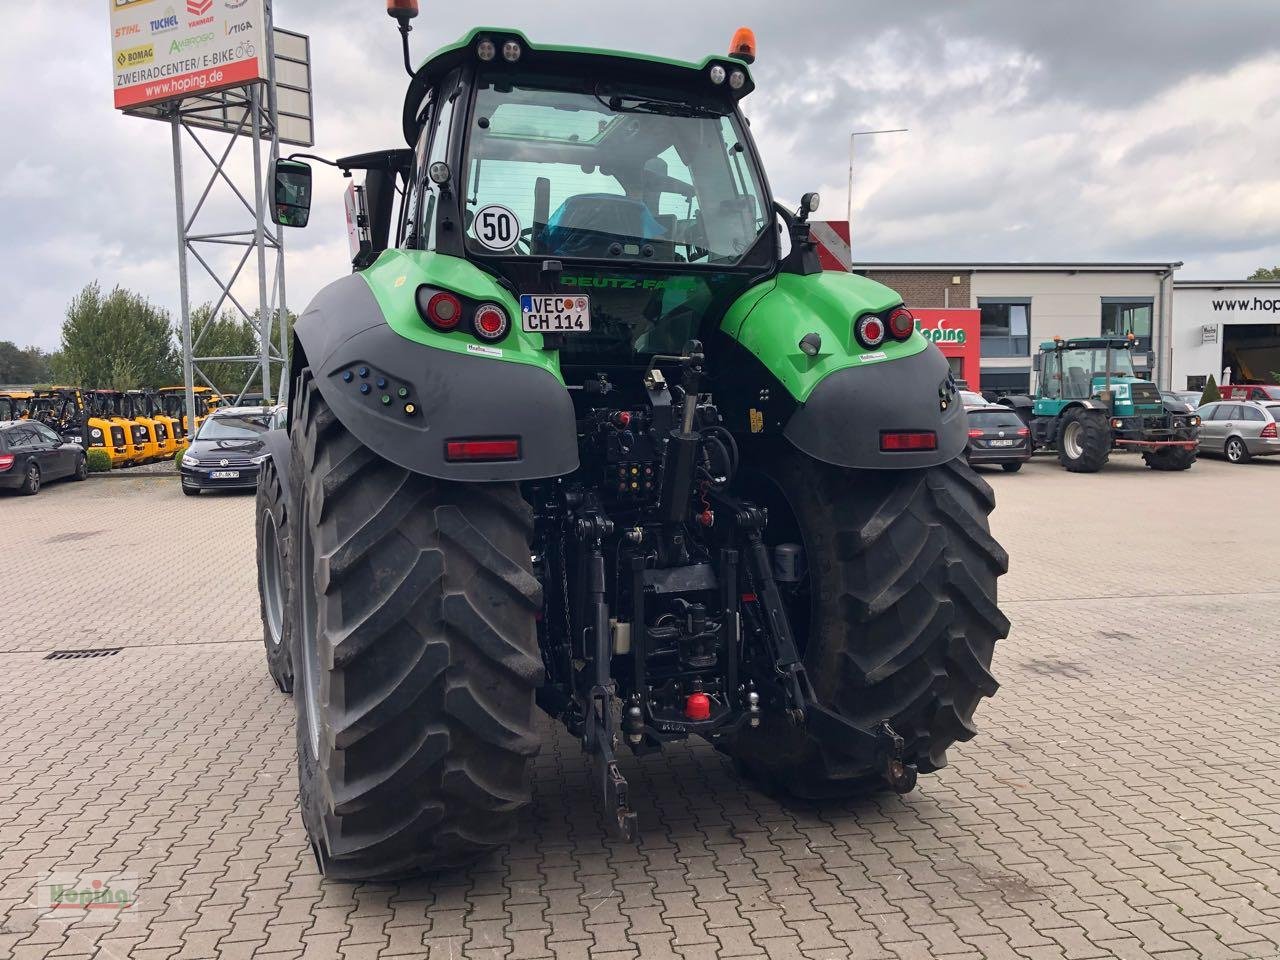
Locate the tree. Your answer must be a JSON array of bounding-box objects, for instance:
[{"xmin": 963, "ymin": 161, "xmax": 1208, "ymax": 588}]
[
  {"xmin": 190, "ymin": 304, "xmax": 295, "ymax": 399},
  {"xmin": 1247, "ymin": 266, "xmax": 1280, "ymax": 280},
  {"xmin": 54, "ymin": 283, "xmax": 179, "ymax": 389},
  {"xmin": 1199, "ymin": 374, "xmax": 1221, "ymax": 406},
  {"xmin": 0, "ymin": 341, "xmax": 54, "ymax": 385}
]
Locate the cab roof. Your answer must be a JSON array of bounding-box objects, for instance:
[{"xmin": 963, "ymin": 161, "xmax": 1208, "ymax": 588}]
[{"xmin": 403, "ymin": 27, "xmax": 756, "ymax": 145}]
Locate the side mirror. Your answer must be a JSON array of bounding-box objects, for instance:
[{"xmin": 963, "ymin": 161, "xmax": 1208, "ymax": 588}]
[
  {"xmin": 1032, "ymin": 353, "xmax": 1042, "ymax": 373},
  {"xmin": 271, "ymin": 159, "xmax": 313, "ymax": 228},
  {"xmin": 1145, "ymin": 350, "xmax": 1156, "ymax": 368}
]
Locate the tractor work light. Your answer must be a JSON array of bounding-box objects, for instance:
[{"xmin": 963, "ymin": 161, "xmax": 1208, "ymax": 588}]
[
  {"xmin": 418, "ymin": 288, "xmax": 462, "ymax": 331},
  {"xmin": 728, "ymin": 70, "xmax": 746, "ymax": 90},
  {"xmin": 476, "ymin": 38, "xmax": 496, "ymax": 61},
  {"xmin": 502, "ymin": 40, "xmax": 523, "ymax": 62},
  {"xmin": 881, "ymin": 431, "xmax": 937, "ymax": 452},
  {"xmin": 855, "ymin": 314, "xmax": 886, "ymax": 350},
  {"xmin": 445, "ymin": 438, "xmax": 521, "ymax": 462},
  {"xmin": 709, "ymin": 64, "xmax": 726, "ymax": 85},
  {"xmin": 1111, "ymin": 418, "xmax": 1123, "ymax": 429}
]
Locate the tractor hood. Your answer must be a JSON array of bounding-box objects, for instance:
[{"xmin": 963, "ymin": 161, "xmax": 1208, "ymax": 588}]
[{"xmin": 1093, "ymin": 376, "xmax": 1163, "ymax": 413}]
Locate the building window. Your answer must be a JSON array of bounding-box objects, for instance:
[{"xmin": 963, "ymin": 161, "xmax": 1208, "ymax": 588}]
[
  {"xmin": 978, "ymin": 299, "xmax": 1031, "ymax": 357},
  {"xmin": 980, "ymin": 369, "xmax": 1031, "ymax": 396},
  {"xmin": 1101, "ymin": 299, "xmax": 1153, "ymax": 350}
]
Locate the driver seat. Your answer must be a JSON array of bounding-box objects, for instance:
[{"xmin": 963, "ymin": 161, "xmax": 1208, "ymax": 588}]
[{"xmin": 540, "ymin": 194, "xmax": 666, "ymax": 258}]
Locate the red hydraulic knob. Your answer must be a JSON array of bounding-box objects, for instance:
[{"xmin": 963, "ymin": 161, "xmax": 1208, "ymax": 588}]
[
  {"xmin": 697, "ymin": 510, "xmax": 714, "ymax": 527},
  {"xmin": 685, "ymin": 692, "xmax": 711, "ymax": 721},
  {"xmin": 614, "ymin": 411, "xmax": 632, "ymax": 427}
]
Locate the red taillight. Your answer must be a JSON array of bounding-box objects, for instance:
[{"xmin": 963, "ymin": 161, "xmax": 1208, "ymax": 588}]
[
  {"xmin": 0, "ymin": 454, "xmax": 13, "ymax": 472},
  {"xmin": 473, "ymin": 303, "xmax": 510, "ymax": 342},
  {"xmin": 1017, "ymin": 427, "xmax": 1030, "ymax": 436},
  {"xmin": 1262, "ymin": 422, "xmax": 1278, "ymax": 439},
  {"xmin": 968, "ymin": 428, "xmax": 983, "ymax": 439},
  {"xmin": 855, "ymin": 314, "xmax": 886, "ymax": 349},
  {"xmin": 418, "ymin": 288, "xmax": 462, "ymax": 331},
  {"xmin": 888, "ymin": 306, "xmax": 915, "ymax": 340},
  {"xmin": 445, "ymin": 438, "xmax": 521, "ymax": 462},
  {"xmin": 881, "ymin": 431, "xmax": 937, "ymax": 452}
]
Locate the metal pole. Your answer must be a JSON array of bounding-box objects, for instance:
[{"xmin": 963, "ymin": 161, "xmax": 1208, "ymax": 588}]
[
  {"xmin": 847, "ymin": 128, "xmax": 908, "ymax": 253},
  {"xmin": 251, "ymin": 84, "xmax": 272, "ymax": 404},
  {"xmin": 171, "ymin": 113, "xmax": 197, "ymax": 447},
  {"xmin": 266, "ymin": 6, "xmax": 290, "ymax": 405}
]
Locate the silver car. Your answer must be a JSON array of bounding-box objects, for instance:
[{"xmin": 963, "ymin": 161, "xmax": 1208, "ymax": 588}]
[{"xmin": 1196, "ymin": 400, "xmax": 1280, "ymax": 463}]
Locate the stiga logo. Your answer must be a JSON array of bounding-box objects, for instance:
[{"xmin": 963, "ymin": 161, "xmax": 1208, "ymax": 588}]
[
  {"xmin": 187, "ymin": 0, "xmax": 213, "ymax": 13},
  {"xmin": 226, "ymin": 20, "xmax": 254, "ymax": 34},
  {"xmin": 149, "ymin": 7, "xmax": 180, "ymax": 32},
  {"xmin": 115, "ymin": 43, "xmax": 155, "ymax": 69}
]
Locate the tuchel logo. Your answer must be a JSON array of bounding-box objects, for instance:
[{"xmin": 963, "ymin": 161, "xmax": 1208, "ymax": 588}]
[
  {"xmin": 187, "ymin": 0, "xmax": 213, "ymax": 14},
  {"xmin": 149, "ymin": 7, "xmax": 180, "ymax": 32}
]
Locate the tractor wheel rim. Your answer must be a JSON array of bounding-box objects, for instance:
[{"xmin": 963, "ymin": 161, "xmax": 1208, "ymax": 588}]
[
  {"xmin": 298, "ymin": 493, "xmax": 322, "ymax": 760},
  {"xmin": 259, "ymin": 511, "xmax": 285, "ymax": 648},
  {"xmin": 1062, "ymin": 421, "xmax": 1083, "ymax": 460}
]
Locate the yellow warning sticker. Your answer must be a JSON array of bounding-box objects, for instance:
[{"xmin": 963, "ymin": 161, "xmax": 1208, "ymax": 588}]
[{"xmin": 749, "ymin": 408, "xmax": 764, "ymax": 434}]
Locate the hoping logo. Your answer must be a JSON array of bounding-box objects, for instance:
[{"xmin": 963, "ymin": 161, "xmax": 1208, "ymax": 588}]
[{"xmin": 187, "ymin": 0, "xmax": 213, "ymax": 15}]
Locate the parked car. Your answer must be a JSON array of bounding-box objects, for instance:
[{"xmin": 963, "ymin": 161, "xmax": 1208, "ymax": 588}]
[
  {"xmin": 179, "ymin": 407, "xmax": 274, "ymax": 496},
  {"xmin": 0, "ymin": 420, "xmax": 88, "ymax": 495},
  {"xmin": 959, "ymin": 390, "xmax": 989, "ymax": 409},
  {"xmin": 1196, "ymin": 400, "xmax": 1280, "ymax": 463},
  {"xmin": 1163, "ymin": 391, "xmax": 1202, "ymax": 412},
  {"xmin": 965, "ymin": 406, "xmax": 1033, "ymax": 472},
  {"xmin": 1218, "ymin": 384, "xmax": 1280, "ymax": 403}
]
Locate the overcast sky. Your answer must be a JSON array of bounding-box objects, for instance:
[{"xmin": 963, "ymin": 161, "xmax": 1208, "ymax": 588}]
[{"xmin": 3, "ymin": 1, "xmax": 1279, "ymax": 350}]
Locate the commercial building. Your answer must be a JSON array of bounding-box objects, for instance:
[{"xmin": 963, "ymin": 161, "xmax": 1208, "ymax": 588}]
[
  {"xmin": 853, "ymin": 262, "xmax": 1182, "ymax": 392},
  {"xmin": 1170, "ymin": 281, "xmax": 1280, "ymax": 391}
]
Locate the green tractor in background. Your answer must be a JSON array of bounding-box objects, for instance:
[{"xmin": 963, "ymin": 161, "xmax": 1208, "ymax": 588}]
[
  {"xmin": 253, "ymin": 6, "xmax": 1009, "ymax": 879},
  {"xmin": 1000, "ymin": 336, "xmax": 1199, "ymax": 472}
]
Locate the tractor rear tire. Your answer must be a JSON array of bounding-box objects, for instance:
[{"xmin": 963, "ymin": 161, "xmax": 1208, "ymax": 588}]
[
  {"xmin": 289, "ymin": 372, "xmax": 542, "ymax": 880},
  {"xmin": 729, "ymin": 448, "xmax": 1008, "ymax": 799},
  {"xmin": 1057, "ymin": 409, "xmax": 1110, "ymax": 472},
  {"xmin": 256, "ymin": 458, "xmax": 293, "ymax": 693},
  {"xmin": 1142, "ymin": 446, "xmax": 1196, "ymax": 471}
]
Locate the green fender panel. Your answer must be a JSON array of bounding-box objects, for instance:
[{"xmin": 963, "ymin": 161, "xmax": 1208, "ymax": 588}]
[{"xmin": 722, "ymin": 271, "xmax": 929, "ymax": 403}]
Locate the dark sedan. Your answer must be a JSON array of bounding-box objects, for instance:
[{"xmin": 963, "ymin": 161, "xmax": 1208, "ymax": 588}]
[
  {"xmin": 965, "ymin": 406, "xmax": 1032, "ymax": 472},
  {"xmin": 0, "ymin": 420, "xmax": 88, "ymax": 495},
  {"xmin": 179, "ymin": 407, "xmax": 274, "ymax": 496}
]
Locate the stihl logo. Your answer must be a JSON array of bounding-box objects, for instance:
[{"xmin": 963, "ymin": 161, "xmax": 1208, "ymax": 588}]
[{"xmin": 187, "ymin": 0, "xmax": 213, "ymax": 15}]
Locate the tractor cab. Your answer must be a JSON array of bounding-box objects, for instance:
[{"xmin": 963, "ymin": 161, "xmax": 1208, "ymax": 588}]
[{"xmin": 1033, "ymin": 336, "xmax": 1163, "ymax": 419}]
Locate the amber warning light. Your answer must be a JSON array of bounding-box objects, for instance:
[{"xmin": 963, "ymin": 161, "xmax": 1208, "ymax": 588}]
[
  {"xmin": 729, "ymin": 27, "xmax": 756, "ymax": 64},
  {"xmin": 387, "ymin": 0, "xmax": 419, "ymax": 20}
]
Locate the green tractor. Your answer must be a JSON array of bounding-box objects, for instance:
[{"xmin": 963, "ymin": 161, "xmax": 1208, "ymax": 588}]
[
  {"xmin": 1000, "ymin": 336, "xmax": 1199, "ymax": 472},
  {"xmin": 255, "ymin": 8, "xmax": 1009, "ymax": 879}
]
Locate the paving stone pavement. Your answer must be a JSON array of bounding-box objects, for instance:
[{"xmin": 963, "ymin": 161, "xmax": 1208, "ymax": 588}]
[{"xmin": 0, "ymin": 455, "xmax": 1278, "ymax": 959}]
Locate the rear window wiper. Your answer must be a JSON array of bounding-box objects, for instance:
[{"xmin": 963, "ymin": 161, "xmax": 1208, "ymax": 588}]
[{"xmin": 595, "ymin": 90, "xmax": 722, "ymax": 119}]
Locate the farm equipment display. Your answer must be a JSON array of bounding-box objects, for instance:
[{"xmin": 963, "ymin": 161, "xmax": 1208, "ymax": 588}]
[
  {"xmin": 1000, "ymin": 336, "xmax": 1199, "ymax": 472},
  {"xmin": 254, "ymin": 11, "xmax": 1009, "ymax": 879}
]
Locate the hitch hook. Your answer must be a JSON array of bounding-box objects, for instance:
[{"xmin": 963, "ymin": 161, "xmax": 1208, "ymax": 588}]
[{"xmin": 877, "ymin": 720, "xmax": 918, "ymax": 794}]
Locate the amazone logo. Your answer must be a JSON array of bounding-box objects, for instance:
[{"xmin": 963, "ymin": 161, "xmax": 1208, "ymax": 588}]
[{"xmin": 915, "ymin": 318, "xmax": 967, "ymax": 344}]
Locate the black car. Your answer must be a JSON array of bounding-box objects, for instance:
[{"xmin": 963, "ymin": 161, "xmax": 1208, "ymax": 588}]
[
  {"xmin": 965, "ymin": 406, "xmax": 1032, "ymax": 472},
  {"xmin": 179, "ymin": 407, "xmax": 274, "ymax": 496},
  {"xmin": 0, "ymin": 420, "xmax": 88, "ymax": 495}
]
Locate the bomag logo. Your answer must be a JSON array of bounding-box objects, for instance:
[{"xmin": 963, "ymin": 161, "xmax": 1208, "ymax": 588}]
[{"xmin": 115, "ymin": 43, "xmax": 155, "ymax": 68}]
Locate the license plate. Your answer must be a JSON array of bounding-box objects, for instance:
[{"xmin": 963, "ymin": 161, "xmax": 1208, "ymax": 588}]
[
  {"xmin": 988, "ymin": 439, "xmax": 1015, "ymax": 447},
  {"xmin": 210, "ymin": 470, "xmax": 240, "ymax": 479},
  {"xmin": 520, "ymin": 294, "xmax": 591, "ymax": 333}
]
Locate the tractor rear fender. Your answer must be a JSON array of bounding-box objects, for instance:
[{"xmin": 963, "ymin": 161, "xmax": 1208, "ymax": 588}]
[
  {"xmin": 724, "ymin": 271, "xmax": 967, "ymax": 470},
  {"xmin": 290, "ymin": 273, "xmax": 579, "ymax": 482}
]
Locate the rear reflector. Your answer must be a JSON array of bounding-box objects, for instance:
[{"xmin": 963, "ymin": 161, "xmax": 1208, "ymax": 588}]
[
  {"xmin": 445, "ymin": 438, "xmax": 521, "ymax": 462},
  {"xmin": 968, "ymin": 428, "xmax": 983, "ymax": 439},
  {"xmin": 881, "ymin": 431, "xmax": 937, "ymax": 452}
]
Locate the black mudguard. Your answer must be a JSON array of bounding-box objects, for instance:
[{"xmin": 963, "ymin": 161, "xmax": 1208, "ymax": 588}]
[
  {"xmin": 783, "ymin": 344, "xmax": 967, "ymax": 470},
  {"xmin": 261, "ymin": 427, "xmax": 291, "ymax": 493},
  {"xmin": 292, "ymin": 275, "xmax": 579, "ymax": 481}
]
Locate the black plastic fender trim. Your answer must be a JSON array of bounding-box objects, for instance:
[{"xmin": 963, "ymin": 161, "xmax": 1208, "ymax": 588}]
[
  {"xmin": 783, "ymin": 344, "xmax": 967, "ymax": 470},
  {"xmin": 293, "ymin": 275, "xmax": 579, "ymax": 482}
]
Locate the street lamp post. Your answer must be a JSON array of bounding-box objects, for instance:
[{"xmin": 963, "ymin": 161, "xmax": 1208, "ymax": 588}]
[{"xmin": 847, "ymin": 127, "xmax": 908, "ymax": 245}]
